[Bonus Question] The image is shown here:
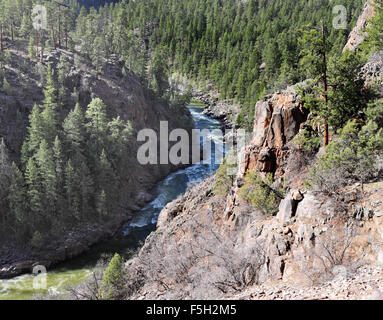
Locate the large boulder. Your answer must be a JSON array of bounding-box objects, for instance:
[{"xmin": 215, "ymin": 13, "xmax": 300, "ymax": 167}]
[
  {"xmin": 295, "ymin": 192, "xmax": 323, "ymax": 219},
  {"xmin": 242, "ymin": 85, "xmax": 309, "ymax": 178},
  {"xmin": 277, "ymin": 194, "xmax": 297, "ymax": 224},
  {"xmin": 252, "ymin": 101, "xmax": 273, "ymax": 147},
  {"xmin": 276, "ymin": 190, "xmax": 304, "ymax": 224},
  {"xmin": 360, "ymin": 51, "xmax": 383, "ymax": 96}
]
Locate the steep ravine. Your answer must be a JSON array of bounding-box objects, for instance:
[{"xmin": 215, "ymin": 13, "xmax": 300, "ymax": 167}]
[
  {"xmin": 123, "ymin": 28, "xmax": 383, "ymax": 297},
  {"xmin": 125, "ymin": 80, "xmax": 383, "ymax": 300},
  {"xmin": 0, "ymin": 41, "xmax": 194, "ymax": 279},
  {"xmin": 0, "ymin": 104, "xmax": 222, "ymax": 300}
]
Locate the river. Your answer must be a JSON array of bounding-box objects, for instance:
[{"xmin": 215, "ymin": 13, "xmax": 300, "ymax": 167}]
[{"xmin": 0, "ymin": 104, "xmax": 223, "ymax": 300}]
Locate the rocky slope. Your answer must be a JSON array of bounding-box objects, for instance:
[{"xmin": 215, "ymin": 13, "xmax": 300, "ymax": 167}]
[
  {"xmin": 0, "ymin": 39, "xmax": 193, "ymax": 278},
  {"xmin": 173, "ymin": 74, "xmax": 240, "ymax": 129},
  {"xmin": 193, "ymin": 90, "xmax": 240, "ymax": 129},
  {"xmin": 230, "ymin": 264, "xmax": 383, "ymax": 300},
  {"xmin": 118, "ymin": 2, "xmax": 383, "ymax": 300},
  {"xmin": 122, "ymin": 54, "xmax": 383, "ymax": 299},
  {"xmin": 361, "ymin": 50, "xmax": 383, "ymax": 96},
  {"xmin": 344, "ymin": 0, "xmax": 376, "ymax": 52}
]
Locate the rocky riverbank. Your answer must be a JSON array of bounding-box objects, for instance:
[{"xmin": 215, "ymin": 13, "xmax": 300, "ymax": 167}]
[
  {"xmin": 192, "ymin": 91, "xmax": 240, "ymax": 130},
  {"xmin": 0, "ymin": 217, "xmax": 124, "ymax": 279}
]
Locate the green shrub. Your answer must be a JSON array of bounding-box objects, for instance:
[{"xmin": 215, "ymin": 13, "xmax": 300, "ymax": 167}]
[
  {"xmin": 98, "ymin": 253, "xmax": 124, "ymax": 300},
  {"xmin": 213, "ymin": 152, "xmax": 237, "ymax": 196},
  {"xmin": 306, "ymin": 117, "xmax": 383, "ymax": 194},
  {"xmin": 239, "ymin": 169, "xmax": 284, "ymax": 216},
  {"xmin": 31, "ymin": 231, "xmax": 44, "ymax": 249},
  {"xmin": 2, "ymin": 77, "xmax": 12, "ymax": 95},
  {"xmin": 365, "ymin": 99, "xmax": 383, "ymax": 128},
  {"xmin": 293, "ymin": 126, "xmax": 321, "ymax": 151},
  {"xmin": 28, "ymin": 37, "xmax": 36, "ymax": 58}
]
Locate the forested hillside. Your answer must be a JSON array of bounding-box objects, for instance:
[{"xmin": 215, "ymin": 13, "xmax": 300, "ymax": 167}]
[
  {"xmin": 105, "ymin": 0, "xmax": 365, "ymax": 129},
  {"xmin": 0, "ymin": 0, "xmax": 366, "ymax": 130},
  {"xmin": 0, "ymin": 0, "xmax": 193, "ymax": 272},
  {"xmin": 2, "ymin": 0, "xmax": 383, "ymax": 300},
  {"xmin": 77, "ymin": 0, "xmax": 118, "ymax": 9}
]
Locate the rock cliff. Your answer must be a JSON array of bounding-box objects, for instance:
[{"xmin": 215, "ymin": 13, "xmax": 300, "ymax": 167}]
[
  {"xmin": 116, "ymin": 2, "xmax": 383, "ymax": 299},
  {"xmin": 360, "ymin": 50, "xmax": 383, "ymax": 96},
  {"xmin": 124, "ymin": 62, "xmax": 383, "ymax": 299}
]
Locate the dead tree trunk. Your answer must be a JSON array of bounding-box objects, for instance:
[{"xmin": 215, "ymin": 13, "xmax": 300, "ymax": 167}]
[
  {"xmin": 52, "ymin": 29, "xmax": 57, "ymax": 50},
  {"xmin": 321, "ymin": 21, "xmax": 329, "ymax": 146},
  {"xmin": 10, "ymin": 22, "xmax": 14, "ymax": 41},
  {"xmin": 35, "ymin": 29, "xmax": 39, "ymax": 58},
  {"xmin": 65, "ymin": 29, "xmax": 68, "ymax": 50},
  {"xmin": 58, "ymin": 6, "xmax": 61, "ymax": 47},
  {"xmin": 0, "ymin": 24, "xmax": 3, "ymax": 51}
]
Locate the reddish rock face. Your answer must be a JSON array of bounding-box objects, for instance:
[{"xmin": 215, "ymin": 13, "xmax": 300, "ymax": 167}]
[
  {"xmin": 252, "ymin": 101, "xmax": 273, "ymax": 147},
  {"xmin": 242, "ymin": 86, "xmax": 309, "ymax": 178},
  {"xmin": 225, "ymin": 85, "xmax": 309, "ymax": 230}
]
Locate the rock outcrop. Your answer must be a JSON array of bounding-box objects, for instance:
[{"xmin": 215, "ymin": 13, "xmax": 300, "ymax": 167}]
[
  {"xmin": 222, "ymin": 84, "xmax": 309, "ymax": 230},
  {"xmin": 360, "ymin": 50, "xmax": 383, "ymax": 96},
  {"xmin": 241, "ymin": 85, "xmax": 309, "ymax": 177},
  {"xmin": 194, "ymin": 91, "xmax": 240, "ymax": 129},
  {"xmin": 230, "ymin": 264, "xmax": 383, "ymax": 300},
  {"xmin": 343, "ymin": 0, "xmax": 382, "ymax": 95},
  {"xmin": 124, "ymin": 73, "xmax": 383, "ymax": 299},
  {"xmin": 344, "ymin": 0, "xmax": 375, "ymax": 52}
]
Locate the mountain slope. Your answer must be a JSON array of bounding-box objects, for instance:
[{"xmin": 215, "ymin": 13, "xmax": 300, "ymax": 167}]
[{"xmin": 0, "ymin": 38, "xmax": 192, "ymax": 278}]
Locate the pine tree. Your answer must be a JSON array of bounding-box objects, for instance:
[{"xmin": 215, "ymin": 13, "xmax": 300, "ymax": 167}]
[
  {"xmin": 57, "ymin": 55, "xmax": 71, "ymax": 103},
  {"xmin": 85, "ymin": 98, "xmax": 108, "ymax": 138},
  {"xmin": 25, "ymin": 157, "xmax": 43, "ymax": 228},
  {"xmin": 19, "ymin": 12, "xmax": 31, "ymax": 38},
  {"xmin": 149, "ymin": 46, "xmax": 170, "ymax": 97},
  {"xmin": 43, "ymin": 63, "xmax": 58, "ymax": 108},
  {"xmin": 362, "ymin": 1, "xmax": 383, "ymax": 55},
  {"xmin": 28, "ymin": 36, "xmax": 36, "ymax": 58},
  {"xmin": 298, "ymin": 23, "xmax": 330, "ymax": 145},
  {"xmin": 63, "ymin": 103, "xmax": 87, "ymax": 159},
  {"xmin": 52, "ymin": 136, "xmax": 67, "ymax": 225},
  {"xmin": 2, "ymin": 0, "xmax": 18, "ymax": 41},
  {"xmin": 97, "ymin": 149, "xmax": 116, "ymax": 206},
  {"xmin": 0, "ymin": 138, "xmax": 11, "ymax": 228},
  {"xmin": 36, "ymin": 140, "xmax": 57, "ymax": 218},
  {"xmin": 41, "ymin": 64, "xmax": 58, "ymax": 145},
  {"xmin": 96, "ymin": 189, "xmax": 108, "ymax": 218},
  {"xmin": 107, "ymin": 116, "xmax": 132, "ymax": 176},
  {"xmin": 8, "ymin": 163, "xmax": 28, "ymax": 236},
  {"xmin": 65, "ymin": 159, "xmax": 81, "ymax": 221},
  {"xmin": 85, "ymin": 98, "xmax": 108, "ymax": 159},
  {"xmin": 327, "ymin": 50, "xmax": 367, "ymax": 129},
  {"xmin": 98, "ymin": 253, "xmax": 124, "ymax": 300},
  {"xmin": 53, "ymin": 136, "xmax": 64, "ymax": 185},
  {"xmin": 22, "ymin": 104, "xmax": 43, "ymax": 164},
  {"xmin": 79, "ymin": 161, "xmax": 94, "ymax": 218},
  {"xmin": 91, "ymin": 36, "xmax": 105, "ymax": 77}
]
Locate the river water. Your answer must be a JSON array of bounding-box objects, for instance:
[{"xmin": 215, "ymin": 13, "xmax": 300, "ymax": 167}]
[{"xmin": 0, "ymin": 104, "xmax": 223, "ymax": 300}]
